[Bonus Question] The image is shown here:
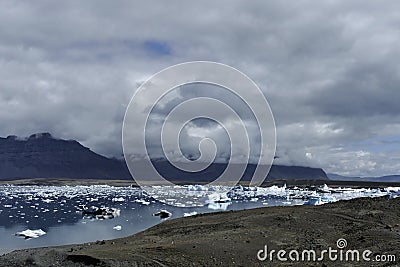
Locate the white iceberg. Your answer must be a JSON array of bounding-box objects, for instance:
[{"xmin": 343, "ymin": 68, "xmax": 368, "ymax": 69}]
[
  {"xmin": 112, "ymin": 197, "xmax": 125, "ymax": 202},
  {"xmin": 135, "ymin": 199, "xmax": 151, "ymax": 205},
  {"xmin": 208, "ymin": 202, "xmax": 230, "ymax": 210},
  {"xmin": 15, "ymin": 229, "xmax": 46, "ymax": 239},
  {"xmin": 304, "ymin": 195, "xmax": 336, "ymax": 206},
  {"xmin": 183, "ymin": 211, "xmax": 198, "ymax": 217},
  {"xmin": 206, "ymin": 192, "xmax": 231, "ymax": 204},
  {"xmin": 113, "ymin": 225, "xmax": 122, "ymax": 231},
  {"xmin": 318, "ymin": 184, "xmax": 331, "ymax": 193},
  {"xmin": 187, "ymin": 185, "xmax": 208, "ymax": 191}
]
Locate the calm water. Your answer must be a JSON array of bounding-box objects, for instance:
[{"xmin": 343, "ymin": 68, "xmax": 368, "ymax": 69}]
[{"xmin": 0, "ymin": 185, "xmax": 304, "ymax": 255}]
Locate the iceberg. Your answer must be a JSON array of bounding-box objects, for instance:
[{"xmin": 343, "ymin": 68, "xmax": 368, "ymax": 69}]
[
  {"xmin": 318, "ymin": 184, "xmax": 331, "ymax": 193},
  {"xmin": 113, "ymin": 225, "xmax": 122, "ymax": 231},
  {"xmin": 206, "ymin": 192, "xmax": 231, "ymax": 204},
  {"xmin": 135, "ymin": 199, "xmax": 151, "ymax": 205},
  {"xmin": 304, "ymin": 195, "xmax": 336, "ymax": 206},
  {"xmin": 208, "ymin": 202, "xmax": 230, "ymax": 210},
  {"xmin": 183, "ymin": 211, "xmax": 198, "ymax": 217},
  {"xmin": 15, "ymin": 229, "xmax": 46, "ymax": 239},
  {"xmin": 187, "ymin": 185, "xmax": 208, "ymax": 191}
]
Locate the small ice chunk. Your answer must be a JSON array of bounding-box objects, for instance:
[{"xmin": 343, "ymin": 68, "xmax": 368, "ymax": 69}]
[
  {"xmin": 206, "ymin": 192, "xmax": 231, "ymax": 204},
  {"xmin": 188, "ymin": 185, "xmax": 208, "ymax": 191},
  {"xmin": 15, "ymin": 229, "xmax": 46, "ymax": 239},
  {"xmin": 113, "ymin": 225, "xmax": 122, "ymax": 231},
  {"xmin": 183, "ymin": 211, "xmax": 198, "ymax": 217},
  {"xmin": 208, "ymin": 202, "xmax": 230, "ymax": 210},
  {"xmin": 135, "ymin": 199, "xmax": 150, "ymax": 205}
]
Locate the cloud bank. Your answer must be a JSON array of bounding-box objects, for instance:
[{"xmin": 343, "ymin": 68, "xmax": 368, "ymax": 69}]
[{"xmin": 1, "ymin": 0, "xmax": 399, "ymax": 176}]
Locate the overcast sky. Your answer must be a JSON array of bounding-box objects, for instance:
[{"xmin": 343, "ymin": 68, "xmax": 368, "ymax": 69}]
[{"xmin": 1, "ymin": 0, "xmax": 399, "ymax": 177}]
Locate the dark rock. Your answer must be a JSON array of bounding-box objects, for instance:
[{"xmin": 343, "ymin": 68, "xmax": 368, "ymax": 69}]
[
  {"xmin": 153, "ymin": 210, "xmax": 172, "ymax": 219},
  {"xmin": 82, "ymin": 207, "xmax": 120, "ymax": 220}
]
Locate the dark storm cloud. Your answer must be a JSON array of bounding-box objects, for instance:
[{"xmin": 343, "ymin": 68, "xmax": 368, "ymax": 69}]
[
  {"xmin": 0, "ymin": 0, "xmax": 399, "ymax": 176},
  {"xmin": 306, "ymin": 62, "xmax": 400, "ymax": 117},
  {"xmin": 144, "ymin": 84, "xmax": 261, "ymax": 163}
]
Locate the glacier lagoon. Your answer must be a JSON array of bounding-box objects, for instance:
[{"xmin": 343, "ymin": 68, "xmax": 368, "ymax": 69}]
[{"xmin": 0, "ymin": 184, "xmax": 398, "ymax": 255}]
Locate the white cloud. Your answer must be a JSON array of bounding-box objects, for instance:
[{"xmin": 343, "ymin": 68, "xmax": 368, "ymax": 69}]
[{"xmin": 0, "ymin": 0, "xmax": 399, "ymax": 176}]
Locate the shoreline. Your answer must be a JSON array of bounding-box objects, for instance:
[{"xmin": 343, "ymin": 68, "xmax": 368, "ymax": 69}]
[{"xmin": 0, "ymin": 196, "xmax": 399, "ymax": 266}]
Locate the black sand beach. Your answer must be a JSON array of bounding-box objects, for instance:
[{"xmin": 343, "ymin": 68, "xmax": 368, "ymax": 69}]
[{"xmin": 1, "ymin": 196, "xmax": 399, "ymax": 266}]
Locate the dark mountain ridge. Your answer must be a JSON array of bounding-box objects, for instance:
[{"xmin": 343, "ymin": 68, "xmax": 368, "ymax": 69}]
[
  {"xmin": 0, "ymin": 133, "xmax": 130, "ymax": 180},
  {"xmin": 150, "ymin": 158, "xmax": 328, "ymax": 182},
  {"xmin": 0, "ymin": 133, "xmax": 328, "ymax": 182}
]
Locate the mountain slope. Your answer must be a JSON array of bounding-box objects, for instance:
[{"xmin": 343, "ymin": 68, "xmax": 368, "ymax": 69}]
[
  {"xmin": 0, "ymin": 133, "xmax": 328, "ymax": 181},
  {"xmin": 0, "ymin": 133, "xmax": 130, "ymax": 180},
  {"xmin": 150, "ymin": 159, "xmax": 328, "ymax": 182}
]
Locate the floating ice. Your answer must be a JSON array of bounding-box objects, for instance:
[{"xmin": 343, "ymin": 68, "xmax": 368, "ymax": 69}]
[
  {"xmin": 183, "ymin": 211, "xmax": 198, "ymax": 217},
  {"xmin": 208, "ymin": 202, "xmax": 230, "ymax": 211},
  {"xmin": 304, "ymin": 195, "xmax": 337, "ymax": 205},
  {"xmin": 187, "ymin": 185, "xmax": 208, "ymax": 191},
  {"xmin": 15, "ymin": 229, "xmax": 46, "ymax": 239},
  {"xmin": 206, "ymin": 192, "xmax": 231, "ymax": 204},
  {"xmin": 113, "ymin": 225, "xmax": 122, "ymax": 231},
  {"xmin": 385, "ymin": 187, "xmax": 400, "ymax": 193},
  {"xmin": 135, "ymin": 199, "xmax": 151, "ymax": 205},
  {"xmin": 0, "ymin": 183, "xmax": 399, "ymax": 226}
]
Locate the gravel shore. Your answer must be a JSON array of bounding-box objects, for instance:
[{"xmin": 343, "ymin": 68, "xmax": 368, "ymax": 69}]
[{"xmin": 1, "ymin": 196, "xmax": 399, "ymax": 266}]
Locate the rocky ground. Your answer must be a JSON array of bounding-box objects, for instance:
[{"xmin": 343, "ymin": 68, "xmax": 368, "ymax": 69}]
[{"xmin": 0, "ymin": 197, "xmax": 399, "ymax": 267}]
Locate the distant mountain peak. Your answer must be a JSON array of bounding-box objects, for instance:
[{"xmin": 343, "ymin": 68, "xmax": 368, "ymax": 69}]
[
  {"xmin": 3, "ymin": 133, "xmax": 55, "ymax": 141},
  {"xmin": 28, "ymin": 132, "xmax": 53, "ymax": 140},
  {"xmin": 6, "ymin": 135, "xmax": 18, "ymax": 140},
  {"xmin": 0, "ymin": 133, "xmax": 131, "ymax": 180}
]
